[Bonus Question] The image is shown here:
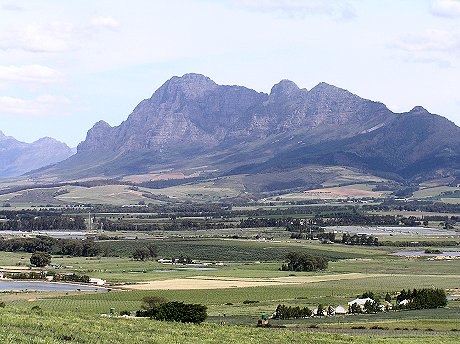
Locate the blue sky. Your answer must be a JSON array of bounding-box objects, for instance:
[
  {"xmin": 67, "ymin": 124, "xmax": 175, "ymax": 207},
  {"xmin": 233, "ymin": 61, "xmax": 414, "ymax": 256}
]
[{"xmin": 0, "ymin": 0, "xmax": 459, "ymax": 147}]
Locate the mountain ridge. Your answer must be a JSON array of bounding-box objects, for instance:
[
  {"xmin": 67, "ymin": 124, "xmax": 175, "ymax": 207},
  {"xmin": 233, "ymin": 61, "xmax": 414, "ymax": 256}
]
[
  {"xmin": 0, "ymin": 133, "xmax": 75, "ymax": 178},
  {"xmin": 31, "ymin": 73, "xmax": 460, "ymax": 189}
]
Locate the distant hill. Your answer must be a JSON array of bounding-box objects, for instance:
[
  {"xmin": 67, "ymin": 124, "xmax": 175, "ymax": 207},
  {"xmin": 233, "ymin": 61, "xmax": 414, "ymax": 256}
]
[
  {"xmin": 0, "ymin": 131, "xmax": 74, "ymax": 178},
  {"xmin": 32, "ymin": 73, "xmax": 460, "ymax": 190}
]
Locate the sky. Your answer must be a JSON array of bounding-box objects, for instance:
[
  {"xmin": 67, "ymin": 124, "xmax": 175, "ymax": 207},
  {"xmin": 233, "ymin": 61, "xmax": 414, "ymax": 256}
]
[{"xmin": 0, "ymin": 0, "xmax": 459, "ymax": 147}]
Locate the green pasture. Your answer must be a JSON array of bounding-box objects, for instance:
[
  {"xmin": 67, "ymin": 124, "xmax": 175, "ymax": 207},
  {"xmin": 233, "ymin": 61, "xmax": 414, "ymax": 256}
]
[
  {"xmin": 12, "ymin": 272, "xmax": 459, "ymax": 320},
  {"xmin": 0, "ymin": 307, "xmax": 458, "ymax": 344},
  {"xmin": 94, "ymin": 238, "xmax": 385, "ymax": 263},
  {"xmin": 411, "ymin": 186, "xmax": 458, "ymax": 200},
  {"xmin": 329, "ymin": 257, "xmax": 460, "ymax": 275}
]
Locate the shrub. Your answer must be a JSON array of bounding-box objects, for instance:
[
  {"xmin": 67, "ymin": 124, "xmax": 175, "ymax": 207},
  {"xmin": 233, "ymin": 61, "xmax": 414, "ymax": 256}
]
[{"xmin": 138, "ymin": 301, "xmax": 207, "ymax": 324}]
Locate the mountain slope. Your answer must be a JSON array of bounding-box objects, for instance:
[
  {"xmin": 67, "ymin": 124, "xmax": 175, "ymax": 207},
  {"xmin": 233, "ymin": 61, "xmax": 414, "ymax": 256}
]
[
  {"xmin": 33, "ymin": 73, "xmax": 460, "ymax": 188},
  {"xmin": 0, "ymin": 131, "xmax": 74, "ymax": 178}
]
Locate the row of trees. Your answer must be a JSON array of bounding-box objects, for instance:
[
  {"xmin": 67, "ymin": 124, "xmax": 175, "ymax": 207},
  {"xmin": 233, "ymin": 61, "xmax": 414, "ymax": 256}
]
[
  {"xmin": 0, "ymin": 216, "xmax": 85, "ymax": 231},
  {"xmin": 341, "ymin": 233, "xmax": 379, "ymax": 246},
  {"xmin": 396, "ymin": 288, "xmax": 447, "ymax": 310},
  {"xmin": 0, "ymin": 236, "xmax": 100, "ymax": 257},
  {"xmin": 280, "ymin": 252, "xmax": 328, "ymax": 272},
  {"xmin": 274, "ymin": 304, "xmax": 313, "ymax": 319}
]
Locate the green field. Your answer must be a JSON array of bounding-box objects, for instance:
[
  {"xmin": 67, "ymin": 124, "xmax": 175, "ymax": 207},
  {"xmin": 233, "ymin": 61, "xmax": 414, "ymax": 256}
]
[
  {"xmin": 0, "ymin": 191, "xmax": 459, "ymax": 343},
  {"xmin": 1, "ymin": 307, "xmax": 458, "ymax": 344}
]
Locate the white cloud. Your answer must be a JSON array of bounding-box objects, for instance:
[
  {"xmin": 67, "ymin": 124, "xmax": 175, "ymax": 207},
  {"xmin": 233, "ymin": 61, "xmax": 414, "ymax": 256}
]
[
  {"xmin": 0, "ymin": 65, "xmax": 63, "ymax": 83},
  {"xmin": 0, "ymin": 22, "xmax": 83, "ymax": 52},
  {"xmin": 392, "ymin": 29, "xmax": 460, "ymax": 53},
  {"xmin": 90, "ymin": 16, "xmax": 120, "ymax": 29},
  {"xmin": 403, "ymin": 56, "xmax": 453, "ymax": 68},
  {"xmin": 0, "ymin": 16, "xmax": 120, "ymax": 53},
  {"xmin": 0, "ymin": 94, "xmax": 70, "ymax": 117},
  {"xmin": 0, "ymin": 3, "xmax": 25, "ymax": 11},
  {"xmin": 230, "ymin": 0, "xmax": 356, "ymax": 21},
  {"xmin": 431, "ymin": 0, "xmax": 460, "ymax": 18}
]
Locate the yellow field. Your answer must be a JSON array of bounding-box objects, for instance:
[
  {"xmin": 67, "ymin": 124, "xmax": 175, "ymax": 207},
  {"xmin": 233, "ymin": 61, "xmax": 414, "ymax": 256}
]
[{"xmin": 120, "ymin": 273, "xmax": 385, "ymax": 290}]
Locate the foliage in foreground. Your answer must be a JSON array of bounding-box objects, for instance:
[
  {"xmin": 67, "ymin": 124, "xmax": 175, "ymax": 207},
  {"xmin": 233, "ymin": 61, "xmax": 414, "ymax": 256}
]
[{"xmin": 0, "ymin": 307, "xmax": 459, "ymax": 344}]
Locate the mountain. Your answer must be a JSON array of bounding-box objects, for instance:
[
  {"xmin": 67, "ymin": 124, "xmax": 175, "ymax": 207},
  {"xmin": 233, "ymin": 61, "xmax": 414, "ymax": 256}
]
[
  {"xmin": 34, "ymin": 73, "xmax": 460, "ymax": 189},
  {"xmin": 0, "ymin": 131, "xmax": 75, "ymax": 178}
]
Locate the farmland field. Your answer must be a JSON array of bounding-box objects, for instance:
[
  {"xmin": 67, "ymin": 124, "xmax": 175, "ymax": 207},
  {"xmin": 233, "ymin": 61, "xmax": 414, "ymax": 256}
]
[{"xmin": 0, "ymin": 187, "xmax": 459, "ymax": 343}]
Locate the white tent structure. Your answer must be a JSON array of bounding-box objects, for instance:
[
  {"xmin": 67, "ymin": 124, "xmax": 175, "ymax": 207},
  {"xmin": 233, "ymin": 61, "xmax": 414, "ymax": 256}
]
[
  {"xmin": 398, "ymin": 299, "xmax": 409, "ymax": 306},
  {"xmin": 347, "ymin": 297, "xmax": 373, "ymax": 306},
  {"xmin": 334, "ymin": 306, "xmax": 347, "ymax": 314}
]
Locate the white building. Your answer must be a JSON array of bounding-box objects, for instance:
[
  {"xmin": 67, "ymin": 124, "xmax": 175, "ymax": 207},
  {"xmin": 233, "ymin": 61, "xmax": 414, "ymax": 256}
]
[{"xmin": 89, "ymin": 278, "xmax": 106, "ymax": 286}]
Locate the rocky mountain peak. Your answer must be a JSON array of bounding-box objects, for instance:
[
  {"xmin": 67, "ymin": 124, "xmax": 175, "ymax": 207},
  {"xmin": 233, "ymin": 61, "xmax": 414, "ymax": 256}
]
[
  {"xmin": 0, "ymin": 131, "xmax": 74, "ymax": 178},
  {"xmin": 152, "ymin": 73, "xmax": 218, "ymax": 102},
  {"xmin": 270, "ymin": 79, "xmax": 300, "ymax": 96},
  {"xmin": 92, "ymin": 120, "xmax": 112, "ymax": 130},
  {"xmin": 309, "ymin": 82, "xmax": 355, "ymax": 98},
  {"xmin": 410, "ymin": 106, "xmax": 429, "ymax": 114},
  {"xmin": 77, "ymin": 120, "xmax": 113, "ymax": 153}
]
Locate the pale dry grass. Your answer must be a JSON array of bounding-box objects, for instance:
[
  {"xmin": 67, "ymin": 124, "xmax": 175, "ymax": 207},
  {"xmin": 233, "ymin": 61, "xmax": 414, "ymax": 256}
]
[{"xmin": 120, "ymin": 273, "xmax": 385, "ymax": 290}]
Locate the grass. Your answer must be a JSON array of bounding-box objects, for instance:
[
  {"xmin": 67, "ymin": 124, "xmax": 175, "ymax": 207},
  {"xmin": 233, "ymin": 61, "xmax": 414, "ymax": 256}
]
[
  {"xmin": 0, "ymin": 229, "xmax": 459, "ymax": 340},
  {"xmin": 0, "ymin": 306, "xmax": 458, "ymax": 343},
  {"xmin": 13, "ymin": 272, "xmax": 459, "ymax": 322},
  {"xmin": 96, "ymin": 238, "xmax": 386, "ymax": 262},
  {"xmin": 411, "ymin": 187, "xmax": 458, "ymax": 200}
]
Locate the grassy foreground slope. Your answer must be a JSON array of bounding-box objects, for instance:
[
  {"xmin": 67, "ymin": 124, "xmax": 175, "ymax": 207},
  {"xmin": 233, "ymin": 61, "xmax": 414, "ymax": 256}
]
[{"xmin": 0, "ymin": 308, "xmax": 459, "ymax": 344}]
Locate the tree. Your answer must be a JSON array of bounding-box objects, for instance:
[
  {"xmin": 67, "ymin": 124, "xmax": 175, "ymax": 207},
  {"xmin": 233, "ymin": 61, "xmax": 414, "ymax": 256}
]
[
  {"xmin": 348, "ymin": 302, "xmax": 362, "ymax": 314},
  {"xmin": 360, "ymin": 291, "xmax": 375, "ymax": 299},
  {"xmin": 133, "ymin": 244, "xmax": 158, "ymax": 261},
  {"xmin": 316, "ymin": 304, "xmax": 325, "ymax": 316},
  {"xmin": 281, "ymin": 252, "xmax": 328, "ymax": 272},
  {"xmin": 30, "ymin": 252, "xmax": 51, "ymax": 267},
  {"xmin": 363, "ymin": 300, "xmax": 382, "ymax": 314},
  {"xmin": 132, "ymin": 247, "xmax": 150, "ymax": 261},
  {"xmin": 385, "ymin": 292, "xmax": 392, "ymax": 303},
  {"xmin": 138, "ymin": 301, "xmax": 207, "ymax": 324}
]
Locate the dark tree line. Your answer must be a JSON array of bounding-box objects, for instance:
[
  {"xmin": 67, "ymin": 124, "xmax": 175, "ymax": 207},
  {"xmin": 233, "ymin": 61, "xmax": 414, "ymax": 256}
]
[
  {"xmin": 341, "ymin": 233, "xmax": 379, "ymax": 246},
  {"xmin": 0, "ymin": 236, "xmax": 99, "ymax": 257},
  {"xmin": 0, "ymin": 215, "xmax": 85, "ymax": 231},
  {"xmin": 281, "ymin": 252, "xmax": 328, "ymax": 272},
  {"xmin": 396, "ymin": 288, "xmax": 447, "ymax": 310},
  {"xmin": 274, "ymin": 304, "xmax": 313, "ymax": 319},
  {"xmin": 97, "ymin": 217, "xmax": 232, "ymax": 232}
]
